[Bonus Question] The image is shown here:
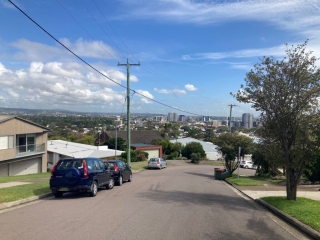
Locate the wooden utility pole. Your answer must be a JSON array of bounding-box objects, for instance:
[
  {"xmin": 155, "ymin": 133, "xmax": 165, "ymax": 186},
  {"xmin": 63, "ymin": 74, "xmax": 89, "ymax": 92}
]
[{"xmin": 117, "ymin": 59, "xmax": 140, "ymax": 166}]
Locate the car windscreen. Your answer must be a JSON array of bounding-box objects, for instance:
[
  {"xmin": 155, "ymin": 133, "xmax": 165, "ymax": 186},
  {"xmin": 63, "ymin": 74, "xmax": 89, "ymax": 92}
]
[
  {"xmin": 150, "ymin": 159, "xmax": 158, "ymax": 162},
  {"xmin": 56, "ymin": 159, "xmax": 84, "ymax": 170}
]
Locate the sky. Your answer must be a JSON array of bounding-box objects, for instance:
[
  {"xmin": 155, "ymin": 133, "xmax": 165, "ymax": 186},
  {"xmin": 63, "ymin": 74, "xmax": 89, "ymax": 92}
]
[{"xmin": 0, "ymin": 0, "xmax": 320, "ymax": 118}]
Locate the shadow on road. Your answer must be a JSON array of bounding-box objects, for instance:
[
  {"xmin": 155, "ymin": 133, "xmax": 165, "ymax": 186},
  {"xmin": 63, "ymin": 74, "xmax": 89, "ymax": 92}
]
[{"xmin": 184, "ymin": 171, "xmax": 215, "ymax": 180}]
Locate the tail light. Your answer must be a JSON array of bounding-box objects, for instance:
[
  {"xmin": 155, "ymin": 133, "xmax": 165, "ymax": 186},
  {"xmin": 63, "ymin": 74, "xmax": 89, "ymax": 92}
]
[
  {"xmin": 157, "ymin": 160, "xmax": 160, "ymax": 164},
  {"xmin": 83, "ymin": 159, "xmax": 88, "ymax": 179},
  {"xmin": 114, "ymin": 164, "xmax": 119, "ymax": 172},
  {"xmin": 51, "ymin": 161, "xmax": 59, "ymax": 178}
]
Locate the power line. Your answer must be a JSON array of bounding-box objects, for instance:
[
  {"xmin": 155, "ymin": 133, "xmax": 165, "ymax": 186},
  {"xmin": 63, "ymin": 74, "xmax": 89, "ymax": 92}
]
[
  {"xmin": 55, "ymin": 0, "xmax": 118, "ymax": 61},
  {"xmin": 8, "ymin": 0, "xmax": 203, "ymax": 117},
  {"xmin": 79, "ymin": 0, "xmax": 127, "ymax": 60},
  {"xmin": 89, "ymin": 0, "xmax": 218, "ymax": 104}
]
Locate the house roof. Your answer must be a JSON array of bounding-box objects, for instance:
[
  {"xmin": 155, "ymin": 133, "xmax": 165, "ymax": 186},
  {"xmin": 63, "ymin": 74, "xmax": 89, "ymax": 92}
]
[
  {"xmin": 105, "ymin": 130, "xmax": 163, "ymax": 145},
  {"xmin": 47, "ymin": 140, "xmax": 123, "ymax": 158},
  {"xmin": 170, "ymin": 137, "xmax": 220, "ymax": 153},
  {"xmin": 0, "ymin": 115, "xmax": 51, "ymax": 132}
]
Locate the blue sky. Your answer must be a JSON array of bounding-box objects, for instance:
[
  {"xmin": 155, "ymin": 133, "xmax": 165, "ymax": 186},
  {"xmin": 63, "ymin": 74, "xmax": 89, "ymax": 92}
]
[{"xmin": 0, "ymin": 0, "xmax": 319, "ymax": 117}]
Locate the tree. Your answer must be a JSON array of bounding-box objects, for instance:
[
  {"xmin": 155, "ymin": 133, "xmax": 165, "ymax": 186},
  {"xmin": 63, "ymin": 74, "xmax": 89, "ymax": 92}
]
[
  {"xmin": 203, "ymin": 127, "xmax": 215, "ymax": 142},
  {"xmin": 233, "ymin": 41, "xmax": 320, "ymax": 200},
  {"xmin": 181, "ymin": 142, "xmax": 206, "ymax": 160},
  {"xmin": 102, "ymin": 137, "xmax": 126, "ymax": 150},
  {"xmin": 186, "ymin": 127, "xmax": 202, "ymax": 139},
  {"xmin": 213, "ymin": 133, "xmax": 255, "ymax": 173}
]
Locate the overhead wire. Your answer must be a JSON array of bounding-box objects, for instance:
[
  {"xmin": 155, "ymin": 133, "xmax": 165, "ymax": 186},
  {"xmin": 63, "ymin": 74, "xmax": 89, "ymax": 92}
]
[
  {"xmin": 8, "ymin": 0, "xmax": 202, "ymax": 117},
  {"xmin": 79, "ymin": 0, "xmax": 127, "ymax": 60},
  {"xmin": 55, "ymin": 0, "xmax": 119, "ymax": 62},
  {"xmin": 90, "ymin": 0, "xmax": 218, "ymax": 104}
]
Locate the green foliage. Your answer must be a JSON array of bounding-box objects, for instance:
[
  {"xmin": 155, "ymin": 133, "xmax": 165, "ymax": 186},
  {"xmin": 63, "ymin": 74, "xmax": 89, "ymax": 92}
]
[
  {"xmin": 304, "ymin": 153, "xmax": 320, "ymax": 183},
  {"xmin": 190, "ymin": 152, "xmax": 202, "ymax": 164},
  {"xmin": 213, "ymin": 132, "xmax": 254, "ymax": 173},
  {"xmin": 120, "ymin": 150, "xmax": 148, "ymax": 162},
  {"xmin": 181, "ymin": 142, "xmax": 205, "ymax": 159},
  {"xmin": 167, "ymin": 151, "xmax": 179, "ymax": 160},
  {"xmin": 76, "ymin": 136, "xmax": 95, "ymax": 145},
  {"xmin": 203, "ymin": 127, "xmax": 215, "ymax": 142},
  {"xmin": 102, "ymin": 137, "xmax": 126, "ymax": 150},
  {"xmin": 234, "ymin": 41, "xmax": 320, "ymax": 200},
  {"xmin": 186, "ymin": 127, "xmax": 202, "ymax": 139}
]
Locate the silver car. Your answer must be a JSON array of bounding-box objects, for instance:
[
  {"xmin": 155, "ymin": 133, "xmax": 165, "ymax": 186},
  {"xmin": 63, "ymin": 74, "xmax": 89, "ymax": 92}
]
[{"xmin": 148, "ymin": 158, "xmax": 167, "ymax": 169}]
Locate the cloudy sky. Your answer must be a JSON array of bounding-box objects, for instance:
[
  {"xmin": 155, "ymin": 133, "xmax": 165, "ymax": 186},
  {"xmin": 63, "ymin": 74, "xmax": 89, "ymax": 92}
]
[{"xmin": 1, "ymin": 0, "xmax": 320, "ymax": 117}]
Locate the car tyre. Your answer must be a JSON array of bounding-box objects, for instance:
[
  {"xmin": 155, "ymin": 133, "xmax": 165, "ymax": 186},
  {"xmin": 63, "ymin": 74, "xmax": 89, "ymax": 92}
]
[
  {"xmin": 53, "ymin": 192, "xmax": 63, "ymax": 198},
  {"xmin": 106, "ymin": 178, "xmax": 114, "ymax": 190},
  {"xmin": 245, "ymin": 166, "xmax": 248, "ymax": 169},
  {"xmin": 90, "ymin": 181, "xmax": 98, "ymax": 197},
  {"xmin": 128, "ymin": 173, "xmax": 132, "ymax": 182},
  {"xmin": 118, "ymin": 175, "xmax": 123, "ymax": 186}
]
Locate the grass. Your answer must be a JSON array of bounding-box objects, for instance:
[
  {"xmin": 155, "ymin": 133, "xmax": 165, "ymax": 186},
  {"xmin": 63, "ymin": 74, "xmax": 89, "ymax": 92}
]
[
  {"xmin": 262, "ymin": 197, "xmax": 320, "ymax": 232},
  {"xmin": 130, "ymin": 161, "xmax": 148, "ymax": 170},
  {"xmin": 0, "ymin": 181, "xmax": 50, "ymax": 204},
  {"xmin": 201, "ymin": 160, "xmax": 225, "ymax": 166},
  {"xmin": 251, "ymin": 175, "xmax": 285, "ymax": 183},
  {"xmin": 227, "ymin": 174, "xmax": 263, "ymax": 186},
  {"xmin": 0, "ymin": 172, "xmax": 51, "ymax": 184}
]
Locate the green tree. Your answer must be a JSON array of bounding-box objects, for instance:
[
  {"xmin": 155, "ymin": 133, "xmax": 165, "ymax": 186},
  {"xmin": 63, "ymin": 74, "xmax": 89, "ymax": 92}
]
[
  {"xmin": 213, "ymin": 133, "xmax": 255, "ymax": 173},
  {"xmin": 76, "ymin": 136, "xmax": 95, "ymax": 145},
  {"xmin": 204, "ymin": 127, "xmax": 215, "ymax": 142},
  {"xmin": 181, "ymin": 142, "xmax": 205, "ymax": 159},
  {"xmin": 186, "ymin": 127, "xmax": 202, "ymax": 139},
  {"xmin": 102, "ymin": 137, "xmax": 126, "ymax": 150},
  {"xmin": 233, "ymin": 41, "xmax": 320, "ymax": 200}
]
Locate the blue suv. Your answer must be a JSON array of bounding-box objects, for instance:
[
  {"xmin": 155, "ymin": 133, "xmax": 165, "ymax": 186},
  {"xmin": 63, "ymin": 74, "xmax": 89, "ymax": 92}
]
[{"xmin": 50, "ymin": 158, "xmax": 114, "ymax": 198}]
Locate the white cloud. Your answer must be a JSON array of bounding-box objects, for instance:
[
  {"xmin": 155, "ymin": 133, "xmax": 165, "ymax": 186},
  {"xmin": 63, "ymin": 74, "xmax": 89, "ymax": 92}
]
[
  {"xmin": 185, "ymin": 84, "xmax": 197, "ymax": 91},
  {"xmin": 154, "ymin": 88, "xmax": 186, "ymax": 95},
  {"xmin": 135, "ymin": 90, "xmax": 154, "ymax": 99},
  {"xmin": 11, "ymin": 38, "xmax": 118, "ymax": 62}
]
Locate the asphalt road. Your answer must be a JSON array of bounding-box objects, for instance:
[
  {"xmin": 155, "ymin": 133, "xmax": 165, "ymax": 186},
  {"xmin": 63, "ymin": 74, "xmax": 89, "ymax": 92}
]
[{"xmin": 0, "ymin": 163, "xmax": 309, "ymax": 240}]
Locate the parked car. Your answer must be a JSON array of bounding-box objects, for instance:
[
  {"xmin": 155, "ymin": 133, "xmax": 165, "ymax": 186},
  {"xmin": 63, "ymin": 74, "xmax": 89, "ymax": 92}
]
[
  {"xmin": 148, "ymin": 158, "xmax": 167, "ymax": 170},
  {"xmin": 50, "ymin": 158, "xmax": 114, "ymax": 198},
  {"xmin": 105, "ymin": 160, "xmax": 132, "ymax": 186},
  {"xmin": 240, "ymin": 160, "xmax": 256, "ymax": 169}
]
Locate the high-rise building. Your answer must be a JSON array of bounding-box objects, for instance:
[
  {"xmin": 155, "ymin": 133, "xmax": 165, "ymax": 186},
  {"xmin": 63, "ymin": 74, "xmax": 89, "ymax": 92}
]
[
  {"xmin": 178, "ymin": 115, "xmax": 186, "ymax": 122},
  {"xmin": 242, "ymin": 113, "xmax": 254, "ymax": 128},
  {"xmin": 167, "ymin": 112, "xmax": 178, "ymax": 122}
]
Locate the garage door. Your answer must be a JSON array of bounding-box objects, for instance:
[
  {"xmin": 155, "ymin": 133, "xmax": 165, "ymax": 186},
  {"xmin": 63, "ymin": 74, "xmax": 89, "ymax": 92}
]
[
  {"xmin": 0, "ymin": 164, "xmax": 9, "ymax": 177},
  {"xmin": 10, "ymin": 158, "xmax": 41, "ymax": 176},
  {"xmin": 144, "ymin": 150, "xmax": 159, "ymax": 159}
]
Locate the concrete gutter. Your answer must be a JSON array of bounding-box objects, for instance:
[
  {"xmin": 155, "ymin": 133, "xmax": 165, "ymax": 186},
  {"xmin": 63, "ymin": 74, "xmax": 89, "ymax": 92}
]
[{"xmin": 224, "ymin": 179, "xmax": 320, "ymax": 240}]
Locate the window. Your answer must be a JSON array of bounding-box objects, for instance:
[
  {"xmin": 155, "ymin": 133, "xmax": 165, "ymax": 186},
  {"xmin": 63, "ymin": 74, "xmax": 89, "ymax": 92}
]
[{"xmin": 0, "ymin": 135, "xmax": 14, "ymax": 150}]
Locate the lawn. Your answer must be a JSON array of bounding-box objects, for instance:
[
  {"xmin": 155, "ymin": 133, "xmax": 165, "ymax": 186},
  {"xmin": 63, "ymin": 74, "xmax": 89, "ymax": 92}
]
[
  {"xmin": 0, "ymin": 181, "xmax": 50, "ymax": 204},
  {"xmin": 226, "ymin": 174, "xmax": 263, "ymax": 186},
  {"xmin": 130, "ymin": 161, "xmax": 148, "ymax": 170},
  {"xmin": 0, "ymin": 172, "xmax": 51, "ymax": 184},
  {"xmin": 251, "ymin": 175, "xmax": 285, "ymax": 183},
  {"xmin": 201, "ymin": 160, "xmax": 225, "ymax": 166},
  {"xmin": 262, "ymin": 196, "xmax": 320, "ymax": 232}
]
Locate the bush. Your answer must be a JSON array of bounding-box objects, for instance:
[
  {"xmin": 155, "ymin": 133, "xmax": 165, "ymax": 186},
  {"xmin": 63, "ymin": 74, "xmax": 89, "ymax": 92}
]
[
  {"xmin": 190, "ymin": 152, "xmax": 202, "ymax": 164},
  {"xmin": 181, "ymin": 142, "xmax": 205, "ymax": 159},
  {"xmin": 167, "ymin": 151, "xmax": 179, "ymax": 160},
  {"xmin": 120, "ymin": 150, "xmax": 137, "ymax": 162}
]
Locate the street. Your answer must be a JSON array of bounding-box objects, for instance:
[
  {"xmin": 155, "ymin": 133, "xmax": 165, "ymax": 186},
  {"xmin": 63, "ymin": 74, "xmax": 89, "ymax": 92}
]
[{"xmin": 0, "ymin": 163, "xmax": 308, "ymax": 240}]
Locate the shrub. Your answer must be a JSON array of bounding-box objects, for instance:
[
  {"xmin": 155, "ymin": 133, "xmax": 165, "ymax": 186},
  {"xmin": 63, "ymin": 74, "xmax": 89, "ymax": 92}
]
[
  {"xmin": 190, "ymin": 152, "xmax": 202, "ymax": 164},
  {"xmin": 181, "ymin": 142, "xmax": 205, "ymax": 159},
  {"xmin": 120, "ymin": 150, "xmax": 137, "ymax": 162},
  {"xmin": 167, "ymin": 151, "xmax": 179, "ymax": 160}
]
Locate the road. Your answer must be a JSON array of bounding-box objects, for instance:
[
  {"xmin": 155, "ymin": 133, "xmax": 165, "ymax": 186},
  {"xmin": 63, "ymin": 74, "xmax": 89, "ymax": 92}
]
[{"xmin": 0, "ymin": 163, "xmax": 308, "ymax": 240}]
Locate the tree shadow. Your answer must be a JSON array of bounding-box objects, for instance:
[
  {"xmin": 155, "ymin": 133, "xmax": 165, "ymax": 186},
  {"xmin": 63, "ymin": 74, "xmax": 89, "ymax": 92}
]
[{"xmin": 184, "ymin": 171, "xmax": 215, "ymax": 180}]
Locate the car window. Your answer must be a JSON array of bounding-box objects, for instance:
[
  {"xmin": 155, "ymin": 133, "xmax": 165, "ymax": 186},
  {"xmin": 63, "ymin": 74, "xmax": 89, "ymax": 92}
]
[
  {"xmin": 56, "ymin": 159, "xmax": 83, "ymax": 170},
  {"xmin": 98, "ymin": 160, "xmax": 105, "ymax": 169},
  {"xmin": 150, "ymin": 158, "xmax": 158, "ymax": 162},
  {"xmin": 93, "ymin": 159, "xmax": 101, "ymax": 170}
]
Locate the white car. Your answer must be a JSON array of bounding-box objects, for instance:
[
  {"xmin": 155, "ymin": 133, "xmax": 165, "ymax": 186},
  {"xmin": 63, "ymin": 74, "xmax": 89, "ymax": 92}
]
[
  {"xmin": 148, "ymin": 158, "xmax": 167, "ymax": 169},
  {"xmin": 240, "ymin": 160, "xmax": 256, "ymax": 169}
]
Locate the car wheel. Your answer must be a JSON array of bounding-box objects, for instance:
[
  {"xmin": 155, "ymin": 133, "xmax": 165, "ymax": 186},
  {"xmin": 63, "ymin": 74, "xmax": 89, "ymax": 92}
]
[
  {"xmin": 106, "ymin": 178, "xmax": 114, "ymax": 190},
  {"xmin": 245, "ymin": 166, "xmax": 248, "ymax": 169},
  {"xmin": 159, "ymin": 165, "xmax": 162, "ymax": 170},
  {"xmin": 90, "ymin": 181, "xmax": 98, "ymax": 197},
  {"xmin": 118, "ymin": 175, "xmax": 123, "ymax": 186},
  {"xmin": 128, "ymin": 173, "xmax": 132, "ymax": 182},
  {"xmin": 53, "ymin": 192, "xmax": 63, "ymax": 198}
]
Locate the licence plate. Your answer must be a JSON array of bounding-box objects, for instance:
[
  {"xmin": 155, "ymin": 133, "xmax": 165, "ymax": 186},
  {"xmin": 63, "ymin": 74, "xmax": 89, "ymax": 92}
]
[
  {"xmin": 152, "ymin": 163, "xmax": 157, "ymax": 164},
  {"xmin": 59, "ymin": 187, "xmax": 69, "ymax": 192}
]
